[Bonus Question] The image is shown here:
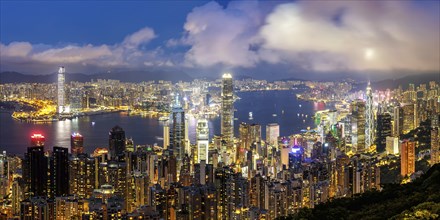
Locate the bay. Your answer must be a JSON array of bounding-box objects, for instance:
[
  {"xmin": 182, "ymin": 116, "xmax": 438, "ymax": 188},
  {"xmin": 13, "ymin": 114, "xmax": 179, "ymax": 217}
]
[{"xmin": 0, "ymin": 90, "xmax": 325, "ymax": 155}]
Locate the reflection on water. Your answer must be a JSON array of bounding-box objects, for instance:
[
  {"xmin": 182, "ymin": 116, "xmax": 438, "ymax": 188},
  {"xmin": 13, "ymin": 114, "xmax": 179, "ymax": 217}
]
[{"xmin": 0, "ymin": 90, "xmax": 319, "ymax": 155}]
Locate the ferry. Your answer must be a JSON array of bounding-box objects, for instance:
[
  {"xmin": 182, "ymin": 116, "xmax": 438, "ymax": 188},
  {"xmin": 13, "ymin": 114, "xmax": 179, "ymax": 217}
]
[
  {"xmin": 272, "ymin": 114, "xmax": 277, "ymax": 117},
  {"xmin": 158, "ymin": 116, "xmax": 169, "ymax": 121},
  {"xmin": 249, "ymin": 112, "xmax": 253, "ymax": 120}
]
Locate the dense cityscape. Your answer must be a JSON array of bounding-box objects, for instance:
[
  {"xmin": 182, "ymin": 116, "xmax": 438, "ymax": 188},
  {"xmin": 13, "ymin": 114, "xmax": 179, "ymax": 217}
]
[
  {"xmin": 0, "ymin": 66, "xmax": 439, "ymax": 219},
  {"xmin": 1, "ymin": 0, "xmax": 440, "ymax": 219}
]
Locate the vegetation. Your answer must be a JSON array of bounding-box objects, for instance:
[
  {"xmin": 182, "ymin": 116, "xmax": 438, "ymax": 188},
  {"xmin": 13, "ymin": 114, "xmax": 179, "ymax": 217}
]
[{"xmin": 278, "ymin": 164, "xmax": 440, "ymax": 220}]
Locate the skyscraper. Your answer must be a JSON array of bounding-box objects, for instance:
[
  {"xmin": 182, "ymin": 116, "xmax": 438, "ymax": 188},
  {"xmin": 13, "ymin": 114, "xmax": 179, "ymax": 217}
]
[
  {"xmin": 163, "ymin": 122, "xmax": 170, "ymax": 149},
  {"xmin": 221, "ymin": 73, "xmax": 234, "ymax": 151},
  {"xmin": 402, "ymin": 104, "xmax": 417, "ymax": 134},
  {"xmin": 71, "ymin": 133, "xmax": 84, "ymax": 155},
  {"xmin": 170, "ymin": 94, "xmax": 185, "ymax": 163},
  {"xmin": 57, "ymin": 66, "xmax": 65, "ymax": 114},
  {"xmin": 197, "ymin": 118, "xmax": 209, "ymax": 163},
  {"xmin": 351, "ymin": 100, "xmax": 366, "ymax": 152},
  {"xmin": 401, "ymin": 139, "xmax": 416, "ymax": 177},
  {"xmin": 266, "ymin": 123, "xmax": 280, "ymax": 147},
  {"xmin": 30, "ymin": 134, "xmax": 45, "ymax": 147},
  {"xmin": 393, "ymin": 106, "xmax": 403, "ymax": 137},
  {"xmin": 109, "ymin": 125, "xmax": 126, "ymax": 159},
  {"xmin": 51, "ymin": 146, "xmax": 69, "ymax": 197},
  {"xmin": 25, "ymin": 135, "xmax": 48, "ymax": 197},
  {"xmin": 376, "ymin": 113, "xmax": 392, "ymax": 152},
  {"xmin": 365, "ymin": 82, "xmax": 374, "ymax": 148}
]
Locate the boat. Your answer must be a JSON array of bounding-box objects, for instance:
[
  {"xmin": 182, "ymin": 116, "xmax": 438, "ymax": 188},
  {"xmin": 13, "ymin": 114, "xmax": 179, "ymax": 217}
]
[
  {"xmin": 272, "ymin": 114, "xmax": 277, "ymax": 117},
  {"xmin": 282, "ymin": 110, "xmax": 284, "ymax": 114},
  {"xmin": 299, "ymin": 104, "xmax": 302, "ymax": 108},
  {"xmin": 156, "ymin": 136, "xmax": 164, "ymax": 140},
  {"xmin": 158, "ymin": 116, "xmax": 169, "ymax": 121},
  {"xmin": 249, "ymin": 112, "xmax": 253, "ymax": 120},
  {"xmin": 91, "ymin": 122, "xmax": 95, "ymax": 126}
]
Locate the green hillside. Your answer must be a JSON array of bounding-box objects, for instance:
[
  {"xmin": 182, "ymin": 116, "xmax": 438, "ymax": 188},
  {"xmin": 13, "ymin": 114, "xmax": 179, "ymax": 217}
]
[{"xmin": 279, "ymin": 164, "xmax": 440, "ymax": 220}]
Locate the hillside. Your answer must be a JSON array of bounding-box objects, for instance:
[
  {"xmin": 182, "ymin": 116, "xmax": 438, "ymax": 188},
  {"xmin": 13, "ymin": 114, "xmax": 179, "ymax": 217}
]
[{"xmin": 279, "ymin": 164, "xmax": 440, "ymax": 220}]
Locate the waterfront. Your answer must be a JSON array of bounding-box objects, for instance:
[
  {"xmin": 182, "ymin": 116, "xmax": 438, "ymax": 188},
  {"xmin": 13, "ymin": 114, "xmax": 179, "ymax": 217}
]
[{"xmin": 0, "ymin": 90, "xmax": 324, "ymax": 155}]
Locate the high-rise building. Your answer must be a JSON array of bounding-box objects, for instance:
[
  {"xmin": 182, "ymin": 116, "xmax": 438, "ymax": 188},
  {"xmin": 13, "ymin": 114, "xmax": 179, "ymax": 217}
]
[
  {"xmin": 58, "ymin": 66, "xmax": 66, "ymax": 113},
  {"xmin": 393, "ymin": 106, "xmax": 403, "ymax": 137},
  {"xmin": 221, "ymin": 73, "xmax": 234, "ymax": 152},
  {"xmin": 25, "ymin": 145, "xmax": 47, "ymax": 197},
  {"xmin": 163, "ymin": 122, "xmax": 170, "ymax": 149},
  {"xmin": 197, "ymin": 118, "xmax": 209, "ymax": 163},
  {"xmin": 109, "ymin": 125, "xmax": 126, "ymax": 159},
  {"xmin": 71, "ymin": 132, "xmax": 84, "ymax": 155},
  {"xmin": 365, "ymin": 82, "xmax": 374, "ymax": 148},
  {"xmin": 351, "ymin": 100, "xmax": 366, "ymax": 152},
  {"xmin": 402, "ymin": 104, "xmax": 417, "ymax": 134},
  {"xmin": 51, "ymin": 146, "xmax": 69, "ymax": 197},
  {"xmin": 376, "ymin": 113, "xmax": 392, "ymax": 152},
  {"xmin": 386, "ymin": 136, "xmax": 399, "ymax": 155},
  {"xmin": 401, "ymin": 139, "xmax": 416, "ymax": 177},
  {"xmin": 70, "ymin": 87, "xmax": 84, "ymax": 111},
  {"xmin": 266, "ymin": 123, "xmax": 280, "ymax": 147},
  {"xmin": 431, "ymin": 127, "xmax": 439, "ymax": 165},
  {"xmin": 170, "ymin": 94, "xmax": 185, "ymax": 163}
]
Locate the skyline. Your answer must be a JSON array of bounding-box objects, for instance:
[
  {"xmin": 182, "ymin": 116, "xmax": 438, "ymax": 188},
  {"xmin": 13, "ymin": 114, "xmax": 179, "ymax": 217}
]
[{"xmin": 1, "ymin": 0, "xmax": 439, "ymax": 79}]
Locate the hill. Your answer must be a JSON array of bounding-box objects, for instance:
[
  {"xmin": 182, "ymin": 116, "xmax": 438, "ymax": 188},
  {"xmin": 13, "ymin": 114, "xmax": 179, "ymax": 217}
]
[{"xmin": 279, "ymin": 164, "xmax": 440, "ymax": 220}]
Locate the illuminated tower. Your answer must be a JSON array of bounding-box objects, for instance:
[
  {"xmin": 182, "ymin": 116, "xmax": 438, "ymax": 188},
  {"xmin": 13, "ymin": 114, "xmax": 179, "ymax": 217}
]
[
  {"xmin": 71, "ymin": 133, "xmax": 84, "ymax": 155},
  {"xmin": 197, "ymin": 118, "xmax": 209, "ymax": 163},
  {"xmin": 431, "ymin": 127, "xmax": 439, "ymax": 165},
  {"xmin": 163, "ymin": 122, "xmax": 170, "ymax": 149},
  {"xmin": 365, "ymin": 82, "xmax": 374, "ymax": 148},
  {"xmin": 51, "ymin": 146, "xmax": 69, "ymax": 197},
  {"xmin": 351, "ymin": 100, "xmax": 366, "ymax": 152},
  {"xmin": 221, "ymin": 73, "xmax": 234, "ymax": 152},
  {"xmin": 57, "ymin": 66, "xmax": 65, "ymax": 113},
  {"xmin": 401, "ymin": 139, "xmax": 415, "ymax": 177},
  {"xmin": 266, "ymin": 123, "xmax": 280, "ymax": 147},
  {"xmin": 25, "ymin": 134, "xmax": 48, "ymax": 197},
  {"xmin": 375, "ymin": 113, "xmax": 391, "ymax": 152},
  {"xmin": 170, "ymin": 93, "xmax": 185, "ymax": 163}
]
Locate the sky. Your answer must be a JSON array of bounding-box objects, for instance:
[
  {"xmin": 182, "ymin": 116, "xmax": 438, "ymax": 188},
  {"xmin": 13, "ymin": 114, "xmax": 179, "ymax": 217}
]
[{"xmin": 1, "ymin": 0, "xmax": 439, "ymax": 80}]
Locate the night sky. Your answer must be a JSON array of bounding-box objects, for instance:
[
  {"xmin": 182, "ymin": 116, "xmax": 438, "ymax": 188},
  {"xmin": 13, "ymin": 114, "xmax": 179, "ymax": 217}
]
[{"xmin": 1, "ymin": 0, "xmax": 439, "ymax": 78}]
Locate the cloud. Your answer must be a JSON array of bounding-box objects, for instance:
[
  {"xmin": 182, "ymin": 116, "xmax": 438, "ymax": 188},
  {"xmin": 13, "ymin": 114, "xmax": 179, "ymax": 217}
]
[
  {"xmin": 181, "ymin": 0, "xmax": 440, "ymax": 72},
  {"xmin": 0, "ymin": 27, "xmax": 171, "ymax": 73}
]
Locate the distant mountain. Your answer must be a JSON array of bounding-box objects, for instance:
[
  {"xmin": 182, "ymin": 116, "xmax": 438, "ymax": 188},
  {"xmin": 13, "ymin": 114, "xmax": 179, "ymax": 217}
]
[
  {"xmin": 280, "ymin": 164, "xmax": 440, "ymax": 220},
  {"xmin": 351, "ymin": 72, "xmax": 440, "ymax": 91},
  {"xmin": 0, "ymin": 70, "xmax": 193, "ymax": 83}
]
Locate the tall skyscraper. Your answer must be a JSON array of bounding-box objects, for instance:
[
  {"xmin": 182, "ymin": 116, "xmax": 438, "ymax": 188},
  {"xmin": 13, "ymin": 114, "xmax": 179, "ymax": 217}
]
[
  {"xmin": 57, "ymin": 66, "xmax": 65, "ymax": 113},
  {"xmin": 376, "ymin": 113, "xmax": 392, "ymax": 152},
  {"xmin": 351, "ymin": 100, "xmax": 366, "ymax": 152},
  {"xmin": 71, "ymin": 133, "xmax": 84, "ymax": 155},
  {"xmin": 266, "ymin": 123, "xmax": 280, "ymax": 147},
  {"xmin": 402, "ymin": 104, "xmax": 417, "ymax": 134},
  {"xmin": 163, "ymin": 122, "xmax": 170, "ymax": 149},
  {"xmin": 109, "ymin": 125, "xmax": 126, "ymax": 159},
  {"xmin": 393, "ymin": 106, "xmax": 403, "ymax": 137},
  {"xmin": 25, "ymin": 135, "xmax": 48, "ymax": 197},
  {"xmin": 365, "ymin": 82, "xmax": 374, "ymax": 148},
  {"xmin": 401, "ymin": 139, "xmax": 416, "ymax": 177},
  {"xmin": 197, "ymin": 118, "xmax": 209, "ymax": 163},
  {"xmin": 170, "ymin": 94, "xmax": 186, "ymax": 163},
  {"xmin": 51, "ymin": 146, "xmax": 69, "ymax": 197},
  {"xmin": 221, "ymin": 73, "xmax": 234, "ymax": 151}
]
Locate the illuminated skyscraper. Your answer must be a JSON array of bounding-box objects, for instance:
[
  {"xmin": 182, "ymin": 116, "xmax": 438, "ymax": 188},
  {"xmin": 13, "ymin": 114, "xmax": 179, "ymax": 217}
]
[
  {"xmin": 58, "ymin": 66, "xmax": 65, "ymax": 113},
  {"xmin": 365, "ymin": 82, "xmax": 374, "ymax": 148},
  {"xmin": 163, "ymin": 122, "xmax": 170, "ymax": 149},
  {"xmin": 170, "ymin": 93, "xmax": 185, "ymax": 163},
  {"xmin": 71, "ymin": 133, "xmax": 84, "ymax": 155},
  {"xmin": 109, "ymin": 125, "xmax": 126, "ymax": 159},
  {"xmin": 393, "ymin": 106, "xmax": 403, "ymax": 137},
  {"xmin": 197, "ymin": 118, "xmax": 209, "ymax": 163},
  {"xmin": 30, "ymin": 134, "xmax": 45, "ymax": 147},
  {"xmin": 351, "ymin": 100, "xmax": 366, "ymax": 152},
  {"xmin": 25, "ymin": 135, "xmax": 48, "ymax": 197},
  {"xmin": 221, "ymin": 73, "xmax": 234, "ymax": 151},
  {"xmin": 401, "ymin": 139, "xmax": 415, "ymax": 177},
  {"xmin": 402, "ymin": 104, "xmax": 417, "ymax": 134},
  {"xmin": 266, "ymin": 123, "xmax": 280, "ymax": 147}
]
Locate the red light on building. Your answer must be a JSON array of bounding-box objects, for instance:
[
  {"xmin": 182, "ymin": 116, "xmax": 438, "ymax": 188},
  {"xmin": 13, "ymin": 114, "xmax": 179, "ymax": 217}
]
[
  {"xmin": 31, "ymin": 134, "xmax": 45, "ymax": 147},
  {"xmin": 71, "ymin": 132, "xmax": 84, "ymax": 155}
]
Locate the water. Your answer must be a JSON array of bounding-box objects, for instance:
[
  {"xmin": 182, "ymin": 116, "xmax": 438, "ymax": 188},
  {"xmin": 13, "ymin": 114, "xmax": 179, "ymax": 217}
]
[{"xmin": 0, "ymin": 90, "xmax": 325, "ymax": 155}]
